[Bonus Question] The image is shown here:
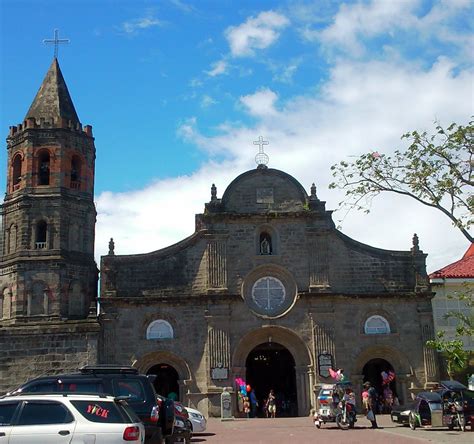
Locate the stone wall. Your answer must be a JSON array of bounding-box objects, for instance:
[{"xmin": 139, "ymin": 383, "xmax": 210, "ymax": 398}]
[{"xmin": 0, "ymin": 319, "xmax": 100, "ymax": 394}]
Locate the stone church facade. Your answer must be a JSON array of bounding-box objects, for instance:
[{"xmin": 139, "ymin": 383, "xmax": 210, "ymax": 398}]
[{"xmin": 1, "ymin": 59, "xmax": 439, "ymax": 417}]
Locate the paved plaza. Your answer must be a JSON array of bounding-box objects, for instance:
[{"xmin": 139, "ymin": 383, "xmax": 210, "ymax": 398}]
[{"xmin": 191, "ymin": 415, "xmax": 473, "ymax": 444}]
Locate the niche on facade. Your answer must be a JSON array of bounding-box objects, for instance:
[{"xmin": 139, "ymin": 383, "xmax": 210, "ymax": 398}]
[
  {"xmin": 146, "ymin": 320, "xmax": 174, "ymax": 340},
  {"xmin": 8, "ymin": 224, "xmax": 17, "ymax": 254},
  {"xmin": 68, "ymin": 281, "xmax": 85, "ymax": 318},
  {"xmin": 256, "ymin": 225, "xmax": 278, "ymax": 256},
  {"xmin": 28, "ymin": 282, "xmax": 49, "ymax": 316}
]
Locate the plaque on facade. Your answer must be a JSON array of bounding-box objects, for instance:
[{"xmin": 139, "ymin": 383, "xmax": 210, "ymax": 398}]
[
  {"xmin": 256, "ymin": 188, "xmax": 274, "ymax": 203},
  {"xmin": 211, "ymin": 365, "xmax": 229, "ymax": 380},
  {"xmin": 318, "ymin": 353, "xmax": 333, "ymax": 378}
]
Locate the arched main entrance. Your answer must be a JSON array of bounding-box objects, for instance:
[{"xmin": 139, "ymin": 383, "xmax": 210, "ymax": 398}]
[
  {"xmin": 233, "ymin": 326, "xmax": 313, "ymax": 416},
  {"xmin": 363, "ymin": 358, "xmax": 397, "ymax": 412},
  {"xmin": 147, "ymin": 363, "xmax": 180, "ymax": 400},
  {"xmin": 246, "ymin": 342, "xmax": 297, "ymax": 417}
]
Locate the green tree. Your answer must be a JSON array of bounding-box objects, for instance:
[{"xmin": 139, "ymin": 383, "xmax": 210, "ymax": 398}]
[
  {"xmin": 329, "ymin": 119, "xmax": 473, "ymax": 242},
  {"xmin": 427, "ymin": 288, "xmax": 473, "ymax": 379},
  {"xmin": 426, "ymin": 333, "xmax": 468, "ymax": 379}
]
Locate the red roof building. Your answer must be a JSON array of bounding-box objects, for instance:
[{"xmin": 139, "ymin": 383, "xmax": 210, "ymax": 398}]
[{"xmin": 429, "ymin": 243, "xmax": 474, "ymax": 280}]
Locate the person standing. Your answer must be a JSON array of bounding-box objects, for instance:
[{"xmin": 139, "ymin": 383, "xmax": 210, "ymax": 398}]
[
  {"xmin": 249, "ymin": 389, "xmax": 258, "ymax": 418},
  {"xmin": 363, "ymin": 382, "xmax": 379, "ymax": 429},
  {"xmin": 267, "ymin": 389, "xmax": 277, "ymax": 418}
]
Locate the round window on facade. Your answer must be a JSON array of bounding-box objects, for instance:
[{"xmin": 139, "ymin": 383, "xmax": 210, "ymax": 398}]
[
  {"xmin": 242, "ymin": 266, "xmax": 297, "ymax": 319},
  {"xmin": 251, "ymin": 277, "xmax": 286, "ymax": 312}
]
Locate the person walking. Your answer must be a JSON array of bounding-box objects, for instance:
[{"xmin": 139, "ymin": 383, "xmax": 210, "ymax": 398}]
[
  {"xmin": 363, "ymin": 381, "xmax": 379, "ymax": 429},
  {"xmin": 267, "ymin": 389, "xmax": 276, "ymax": 418}
]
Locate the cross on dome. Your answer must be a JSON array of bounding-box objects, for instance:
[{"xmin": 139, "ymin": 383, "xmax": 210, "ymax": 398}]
[
  {"xmin": 43, "ymin": 29, "xmax": 70, "ymax": 59},
  {"xmin": 253, "ymin": 136, "xmax": 269, "ymax": 166}
]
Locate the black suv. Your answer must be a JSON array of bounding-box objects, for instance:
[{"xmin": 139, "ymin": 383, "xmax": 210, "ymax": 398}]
[{"xmin": 7, "ymin": 365, "xmax": 175, "ymax": 444}]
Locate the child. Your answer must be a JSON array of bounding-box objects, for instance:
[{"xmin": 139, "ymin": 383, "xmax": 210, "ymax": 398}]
[{"xmin": 362, "ymin": 388, "xmax": 369, "ymax": 412}]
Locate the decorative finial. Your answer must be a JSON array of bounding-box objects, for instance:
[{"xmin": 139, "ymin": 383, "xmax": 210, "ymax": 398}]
[
  {"xmin": 108, "ymin": 237, "xmax": 115, "ymax": 255},
  {"xmin": 253, "ymin": 136, "xmax": 269, "ymax": 167},
  {"xmin": 43, "ymin": 29, "xmax": 70, "ymax": 59},
  {"xmin": 311, "ymin": 183, "xmax": 317, "ymax": 197},
  {"xmin": 411, "ymin": 233, "xmax": 420, "ymax": 253},
  {"xmin": 211, "ymin": 183, "xmax": 217, "ymax": 201}
]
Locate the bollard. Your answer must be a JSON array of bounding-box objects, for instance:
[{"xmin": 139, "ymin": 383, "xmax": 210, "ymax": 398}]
[{"xmin": 221, "ymin": 387, "xmax": 234, "ymax": 421}]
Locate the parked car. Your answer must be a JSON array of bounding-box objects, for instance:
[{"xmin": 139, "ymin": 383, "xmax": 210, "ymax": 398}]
[
  {"xmin": 186, "ymin": 406, "xmax": 207, "ymax": 433},
  {"xmin": 6, "ymin": 365, "xmax": 173, "ymax": 444},
  {"xmin": 390, "ymin": 401, "xmax": 416, "ymax": 425},
  {"xmin": 0, "ymin": 393, "xmax": 145, "ymax": 443},
  {"xmin": 166, "ymin": 402, "xmax": 192, "ymax": 444}
]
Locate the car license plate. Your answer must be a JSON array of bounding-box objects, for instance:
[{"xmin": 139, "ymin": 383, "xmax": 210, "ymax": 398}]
[{"xmin": 174, "ymin": 439, "xmax": 184, "ymax": 443}]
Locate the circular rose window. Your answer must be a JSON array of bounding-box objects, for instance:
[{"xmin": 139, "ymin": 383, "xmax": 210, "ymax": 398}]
[{"xmin": 251, "ymin": 277, "xmax": 286, "ymax": 311}]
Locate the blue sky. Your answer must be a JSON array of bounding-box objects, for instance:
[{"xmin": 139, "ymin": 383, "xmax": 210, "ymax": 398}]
[{"xmin": 1, "ymin": 0, "xmax": 473, "ymax": 272}]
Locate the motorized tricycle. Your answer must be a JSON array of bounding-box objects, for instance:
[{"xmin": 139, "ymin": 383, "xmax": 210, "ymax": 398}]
[
  {"xmin": 314, "ymin": 381, "xmax": 357, "ymax": 430},
  {"xmin": 408, "ymin": 391, "xmax": 466, "ymax": 432}
]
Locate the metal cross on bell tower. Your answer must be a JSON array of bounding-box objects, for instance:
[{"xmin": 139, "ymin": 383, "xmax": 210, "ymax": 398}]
[
  {"xmin": 43, "ymin": 29, "xmax": 70, "ymax": 59},
  {"xmin": 253, "ymin": 136, "xmax": 269, "ymax": 167}
]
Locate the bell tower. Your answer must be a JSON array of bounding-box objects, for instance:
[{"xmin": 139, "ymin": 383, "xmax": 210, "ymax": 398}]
[{"xmin": 0, "ymin": 58, "xmax": 98, "ymax": 322}]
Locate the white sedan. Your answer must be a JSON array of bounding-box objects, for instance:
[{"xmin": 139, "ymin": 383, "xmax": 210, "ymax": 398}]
[
  {"xmin": 186, "ymin": 407, "xmax": 207, "ymax": 433},
  {"xmin": 0, "ymin": 393, "xmax": 145, "ymax": 443}
]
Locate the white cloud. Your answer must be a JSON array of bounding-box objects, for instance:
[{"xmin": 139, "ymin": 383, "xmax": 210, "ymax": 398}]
[
  {"xmin": 121, "ymin": 14, "xmax": 163, "ymax": 34},
  {"xmin": 307, "ymin": 0, "xmax": 472, "ymax": 58},
  {"xmin": 240, "ymin": 88, "xmax": 278, "ymax": 118},
  {"xmin": 201, "ymin": 95, "xmax": 217, "ymax": 108},
  {"xmin": 225, "ymin": 10, "xmax": 290, "ymax": 57},
  {"xmin": 206, "ymin": 59, "xmax": 228, "ymax": 77},
  {"xmin": 96, "ymin": 56, "xmax": 473, "ymax": 274}
]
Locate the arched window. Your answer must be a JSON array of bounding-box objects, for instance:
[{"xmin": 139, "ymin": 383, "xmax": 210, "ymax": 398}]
[
  {"xmin": 29, "ymin": 282, "xmax": 48, "ymax": 316},
  {"xmin": 36, "ymin": 221, "xmax": 47, "ymax": 249},
  {"xmin": 12, "ymin": 154, "xmax": 22, "ymax": 190},
  {"xmin": 364, "ymin": 315, "xmax": 391, "ymax": 334},
  {"xmin": 38, "ymin": 151, "xmax": 50, "ymax": 185},
  {"xmin": 70, "ymin": 156, "xmax": 81, "ymax": 189},
  {"xmin": 259, "ymin": 232, "xmax": 272, "ymax": 255},
  {"xmin": 146, "ymin": 320, "xmax": 174, "ymax": 339}
]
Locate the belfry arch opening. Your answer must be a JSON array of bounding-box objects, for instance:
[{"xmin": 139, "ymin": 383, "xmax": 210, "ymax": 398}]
[
  {"xmin": 246, "ymin": 342, "xmax": 297, "ymax": 417},
  {"xmin": 147, "ymin": 363, "xmax": 179, "ymax": 400}
]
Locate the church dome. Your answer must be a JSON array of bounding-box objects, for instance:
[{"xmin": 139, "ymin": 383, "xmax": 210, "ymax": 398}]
[{"xmin": 220, "ymin": 167, "xmax": 308, "ymax": 213}]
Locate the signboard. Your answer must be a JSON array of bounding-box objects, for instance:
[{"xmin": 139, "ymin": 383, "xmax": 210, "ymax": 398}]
[
  {"xmin": 318, "ymin": 353, "xmax": 333, "ymax": 378},
  {"xmin": 211, "ymin": 366, "xmax": 229, "ymax": 380}
]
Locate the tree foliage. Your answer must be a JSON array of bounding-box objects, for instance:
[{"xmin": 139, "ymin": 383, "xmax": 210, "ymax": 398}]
[
  {"xmin": 426, "ymin": 287, "xmax": 473, "ymax": 379},
  {"xmin": 329, "ymin": 120, "xmax": 473, "ymax": 242}
]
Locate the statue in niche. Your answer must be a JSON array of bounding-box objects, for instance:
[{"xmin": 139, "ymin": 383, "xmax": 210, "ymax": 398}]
[{"xmin": 260, "ymin": 234, "xmax": 272, "ymax": 255}]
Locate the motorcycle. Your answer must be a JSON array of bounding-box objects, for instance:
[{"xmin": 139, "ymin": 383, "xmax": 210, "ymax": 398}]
[
  {"xmin": 335, "ymin": 399, "xmax": 357, "ymax": 430},
  {"xmin": 445, "ymin": 399, "xmax": 465, "ymax": 432}
]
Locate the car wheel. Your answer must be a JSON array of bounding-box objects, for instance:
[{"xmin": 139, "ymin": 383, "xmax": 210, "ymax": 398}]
[
  {"xmin": 409, "ymin": 413, "xmax": 417, "ymax": 430},
  {"xmin": 458, "ymin": 414, "xmax": 466, "ymax": 432}
]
